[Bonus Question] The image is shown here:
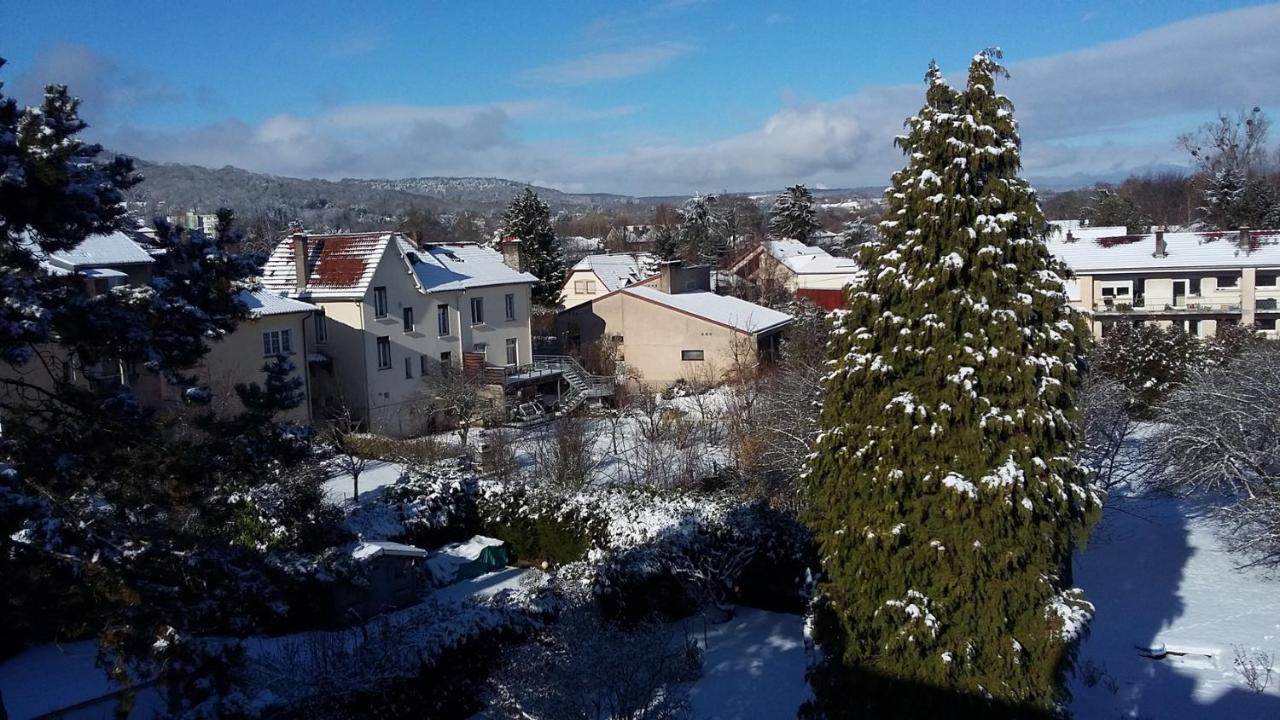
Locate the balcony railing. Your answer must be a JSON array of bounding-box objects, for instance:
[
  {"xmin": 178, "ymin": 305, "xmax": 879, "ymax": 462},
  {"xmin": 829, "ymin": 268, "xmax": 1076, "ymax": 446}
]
[{"xmin": 1092, "ymin": 298, "xmax": 1242, "ymax": 314}]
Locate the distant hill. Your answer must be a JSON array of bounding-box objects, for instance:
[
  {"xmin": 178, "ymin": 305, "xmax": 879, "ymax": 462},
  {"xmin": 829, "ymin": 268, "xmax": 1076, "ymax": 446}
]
[{"xmin": 346, "ymin": 176, "xmax": 638, "ymax": 210}]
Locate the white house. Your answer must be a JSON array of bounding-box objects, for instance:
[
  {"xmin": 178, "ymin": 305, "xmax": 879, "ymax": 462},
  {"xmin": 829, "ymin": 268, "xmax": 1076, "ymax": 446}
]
[
  {"xmin": 261, "ymin": 232, "xmax": 537, "ymax": 436},
  {"xmin": 728, "ymin": 239, "xmax": 858, "ymax": 309},
  {"xmin": 1046, "ymin": 222, "xmax": 1280, "ymax": 339}
]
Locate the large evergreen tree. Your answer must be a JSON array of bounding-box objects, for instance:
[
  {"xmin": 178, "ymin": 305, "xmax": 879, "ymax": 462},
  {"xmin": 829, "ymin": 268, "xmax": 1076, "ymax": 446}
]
[
  {"xmin": 767, "ymin": 184, "xmax": 820, "ymax": 241},
  {"xmin": 500, "ymin": 188, "xmax": 565, "ymax": 307},
  {"xmin": 676, "ymin": 194, "xmax": 726, "ymax": 264},
  {"xmin": 803, "ymin": 52, "xmax": 1097, "ymax": 717}
]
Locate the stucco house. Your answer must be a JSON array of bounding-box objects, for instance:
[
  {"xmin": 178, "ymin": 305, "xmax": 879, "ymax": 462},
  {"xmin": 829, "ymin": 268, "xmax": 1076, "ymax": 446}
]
[
  {"xmin": 557, "ymin": 262, "xmax": 792, "ymax": 388},
  {"xmin": 560, "ymin": 252, "xmax": 659, "ymax": 308},
  {"xmin": 1045, "ymin": 222, "xmax": 1280, "ymax": 339},
  {"xmin": 727, "ymin": 239, "xmax": 857, "ymax": 310},
  {"xmin": 261, "ymin": 232, "xmax": 537, "ymax": 436},
  {"xmin": 3, "ymin": 230, "xmax": 319, "ymax": 425}
]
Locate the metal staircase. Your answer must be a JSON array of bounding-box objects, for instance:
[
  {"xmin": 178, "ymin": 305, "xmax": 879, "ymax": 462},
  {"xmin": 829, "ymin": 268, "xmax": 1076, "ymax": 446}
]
[{"xmin": 503, "ymin": 354, "xmax": 614, "ymax": 416}]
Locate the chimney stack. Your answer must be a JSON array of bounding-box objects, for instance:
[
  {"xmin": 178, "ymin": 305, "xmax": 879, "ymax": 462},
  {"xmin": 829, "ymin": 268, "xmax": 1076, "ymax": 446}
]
[
  {"xmin": 1066, "ymin": 230, "xmax": 1075, "ymax": 243},
  {"xmin": 1154, "ymin": 228, "xmax": 1167, "ymax": 258},
  {"xmin": 1239, "ymin": 227, "xmax": 1252, "ymax": 251},
  {"xmin": 292, "ymin": 232, "xmax": 309, "ymax": 289},
  {"xmin": 500, "ymin": 235, "xmax": 522, "ymax": 272}
]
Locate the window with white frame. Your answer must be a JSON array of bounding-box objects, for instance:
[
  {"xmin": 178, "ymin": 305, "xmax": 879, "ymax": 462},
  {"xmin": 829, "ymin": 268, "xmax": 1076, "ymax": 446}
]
[
  {"xmin": 1218, "ymin": 275, "xmax": 1240, "ymax": 288},
  {"xmin": 505, "ymin": 337, "xmax": 518, "ymax": 365},
  {"xmin": 376, "ymin": 336, "xmax": 391, "ymax": 369},
  {"xmin": 373, "ymin": 286, "xmax": 389, "ymax": 318},
  {"xmin": 313, "ymin": 311, "xmax": 328, "ymax": 343},
  {"xmin": 505, "ymin": 293, "xmax": 516, "ymax": 321},
  {"xmin": 262, "ymin": 329, "xmax": 292, "ymax": 356},
  {"xmin": 470, "ymin": 297, "xmax": 484, "ymax": 325},
  {"xmin": 437, "ymin": 304, "xmax": 450, "ymax": 336},
  {"xmin": 403, "ymin": 306, "xmax": 415, "ymax": 333},
  {"xmin": 1258, "ymin": 273, "xmax": 1278, "ymax": 287},
  {"xmin": 1257, "ymin": 318, "xmax": 1278, "ymax": 331}
]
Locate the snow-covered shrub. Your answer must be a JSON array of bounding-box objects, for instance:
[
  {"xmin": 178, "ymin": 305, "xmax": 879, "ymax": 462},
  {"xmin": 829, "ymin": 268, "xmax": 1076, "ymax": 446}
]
[
  {"xmin": 478, "ymin": 480, "xmax": 608, "ymax": 565},
  {"xmin": 228, "ymin": 468, "xmax": 347, "ymax": 553},
  {"xmin": 382, "ymin": 458, "xmax": 480, "ymax": 548}
]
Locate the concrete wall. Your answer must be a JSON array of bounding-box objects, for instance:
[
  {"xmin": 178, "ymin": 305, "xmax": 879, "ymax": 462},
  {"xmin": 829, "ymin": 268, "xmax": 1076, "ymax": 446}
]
[
  {"xmin": 197, "ymin": 312, "xmax": 313, "ymax": 424},
  {"xmin": 559, "ymin": 292, "xmax": 759, "ymax": 388}
]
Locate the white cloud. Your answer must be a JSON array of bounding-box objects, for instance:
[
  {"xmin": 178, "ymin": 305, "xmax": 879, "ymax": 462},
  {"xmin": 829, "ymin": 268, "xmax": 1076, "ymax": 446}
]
[{"xmin": 519, "ymin": 42, "xmax": 692, "ymax": 85}]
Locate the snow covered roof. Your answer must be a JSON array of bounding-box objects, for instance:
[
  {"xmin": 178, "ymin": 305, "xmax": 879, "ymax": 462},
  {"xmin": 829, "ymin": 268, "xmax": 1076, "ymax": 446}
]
[
  {"xmin": 1045, "ymin": 228, "xmax": 1280, "ymax": 274},
  {"xmin": 238, "ymin": 290, "xmax": 317, "ymax": 318},
  {"xmin": 262, "ymin": 232, "xmax": 392, "ymax": 299},
  {"xmin": 570, "ymin": 252, "xmax": 658, "ymax": 291},
  {"xmin": 35, "ymin": 230, "xmax": 155, "ymax": 270},
  {"xmin": 351, "ymin": 540, "xmax": 428, "ymax": 561},
  {"xmin": 622, "ymin": 286, "xmax": 793, "ymax": 334},
  {"xmin": 402, "ymin": 239, "xmax": 538, "ymax": 292},
  {"xmin": 762, "ymin": 239, "xmax": 858, "ymax": 275}
]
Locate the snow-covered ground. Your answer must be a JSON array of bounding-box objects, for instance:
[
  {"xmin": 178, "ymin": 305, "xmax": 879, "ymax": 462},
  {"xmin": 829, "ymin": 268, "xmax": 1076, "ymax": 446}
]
[
  {"xmin": 322, "ymin": 459, "xmax": 406, "ymax": 504},
  {"xmin": 685, "ymin": 608, "xmax": 811, "ymax": 719},
  {"xmin": 1071, "ymin": 494, "xmax": 1280, "ymax": 717}
]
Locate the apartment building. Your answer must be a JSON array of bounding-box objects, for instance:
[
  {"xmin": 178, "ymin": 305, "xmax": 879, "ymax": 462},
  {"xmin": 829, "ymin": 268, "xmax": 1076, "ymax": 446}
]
[
  {"xmin": 261, "ymin": 232, "xmax": 537, "ymax": 436},
  {"xmin": 1046, "ymin": 223, "xmax": 1280, "ymax": 339}
]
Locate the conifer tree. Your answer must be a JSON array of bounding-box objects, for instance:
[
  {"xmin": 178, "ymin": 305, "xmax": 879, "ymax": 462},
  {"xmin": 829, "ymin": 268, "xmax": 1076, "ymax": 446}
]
[
  {"xmin": 803, "ymin": 52, "xmax": 1098, "ymax": 717},
  {"xmin": 652, "ymin": 223, "xmax": 679, "ymax": 261},
  {"xmin": 676, "ymin": 194, "xmax": 726, "ymax": 264},
  {"xmin": 768, "ymin": 184, "xmax": 820, "ymax": 241},
  {"xmin": 500, "ymin": 188, "xmax": 565, "ymax": 307}
]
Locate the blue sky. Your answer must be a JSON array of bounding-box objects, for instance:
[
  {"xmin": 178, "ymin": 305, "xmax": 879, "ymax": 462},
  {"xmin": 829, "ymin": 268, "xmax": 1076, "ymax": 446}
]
[{"xmin": 2, "ymin": 1, "xmax": 1278, "ymax": 194}]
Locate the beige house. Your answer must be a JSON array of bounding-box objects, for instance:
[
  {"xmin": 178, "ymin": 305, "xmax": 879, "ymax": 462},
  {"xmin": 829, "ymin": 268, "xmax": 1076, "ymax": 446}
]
[
  {"xmin": 728, "ymin": 239, "xmax": 857, "ymax": 310},
  {"xmin": 1046, "ymin": 223, "xmax": 1280, "ymax": 339},
  {"xmin": 261, "ymin": 232, "xmax": 537, "ymax": 436},
  {"xmin": 560, "ymin": 252, "xmax": 659, "ymax": 308},
  {"xmin": 557, "ymin": 263, "xmax": 792, "ymax": 387},
  {"xmin": 2, "ymin": 231, "xmax": 318, "ymax": 424}
]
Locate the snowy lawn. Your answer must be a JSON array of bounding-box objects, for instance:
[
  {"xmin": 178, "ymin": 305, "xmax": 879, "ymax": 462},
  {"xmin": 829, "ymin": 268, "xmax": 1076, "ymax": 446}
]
[
  {"xmin": 684, "ymin": 608, "xmax": 811, "ymax": 719},
  {"xmin": 1071, "ymin": 493, "xmax": 1280, "ymax": 717},
  {"xmin": 323, "ymin": 459, "xmax": 407, "ymax": 505}
]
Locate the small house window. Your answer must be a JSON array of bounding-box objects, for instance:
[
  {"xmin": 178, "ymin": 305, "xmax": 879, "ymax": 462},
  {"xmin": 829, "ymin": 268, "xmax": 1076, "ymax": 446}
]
[
  {"xmin": 681, "ymin": 349, "xmax": 705, "ymax": 361},
  {"xmin": 314, "ymin": 312, "xmax": 328, "ymax": 343},
  {"xmin": 404, "ymin": 357, "xmax": 413, "ymax": 379},
  {"xmin": 1189, "ymin": 278, "xmax": 1202, "ymax": 295},
  {"xmin": 421, "ymin": 354, "xmax": 429, "ymax": 375},
  {"xmin": 262, "ymin": 329, "xmax": 292, "ymax": 356},
  {"xmin": 376, "ymin": 336, "xmax": 391, "ymax": 369},
  {"xmin": 505, "ymin": 293, "xmax": 516, "ymax": 321},
  {"xmin": 506, "ymin": 337, "xmax": 518, "ymax": 365},
  {"xmin": 1218, "ymin": 275, "xmax": 1240, "ymax": 288},
  {"xmin": 373, "ymin": 287, "xmax": 389, "ymax": 318},
  {"xmin": 440, "ymin": 350, "xmax": 452, "ymax": 369},
  {"xmin": 574, "ymin": 280, "xmax": 587, "ymax": 294},
  {"xmin": 1257, "ymin": 318, "xmax": 1278, "ymax": 331},
  {"xmin": 403, "ymin": 307, "xmax": 415, "ymax": 333},
  {"xmin": 470, "ymin": 297, "xmax": 485, "ymax": 325},
  {"xmin": 437, "ymin": 304, "xmax": 450, "ymax": 336},
  {"xmin": 1258, "ymin": 273, "xmax": 1278, "ymax": 287}
]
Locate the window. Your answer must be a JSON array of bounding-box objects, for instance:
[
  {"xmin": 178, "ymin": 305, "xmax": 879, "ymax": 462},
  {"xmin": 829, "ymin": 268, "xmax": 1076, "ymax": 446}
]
[
  {"xmin": 681, "ymin": 349, "xmax": 705, "ymax": 361},
  {"xmin": 262, "ymin": 329, "xmax": 292, "ymax": 356},
  {"xmin": 373, "ymin": 286, "xmax": 389, "ymax": 318},
  {"xmin": 505, "ymin": 337, "xmax": 518, "ymax": 365},
  {"xmin": 1218, "ymin": 275, "xmax": 1240, "ymax": 288},
  {"xmin": 1257, "ymin": 318, "xmax": 1278, "ymax": 331},
  {"xmin": 376, "ymin": 336, "xmax": 391, "ymax": 369},
  {"xmin": 437, "ymin": 304, "xmax": 450, "ymax": 336},
  {"xmin": 1259, "ymin": 273, "xmax": 1278, "ymax": 287},
  {"xmin": 313, "ymin": 311, "xmax": 328, "ymax": 343},
  {"xmin": 470, "ymin": 297, "xmax": 484, "ymax": 325},
  {"xmin": 574, "ymin": 280, "xmax": 587, "ymax": 294},
  {"xmin": 439, "ymin": 350, "xmax": 452, "ymax": 368},
  {"xmin": 1189, "ymin": 277, "xmax": 1202, "ymax": 296},
  {"xmin": 505, "ymin": 293, "xmax": 516, "ymax": 321},
  {"xmin": 421, "ymin": 354, "xmax": 430, "ymax": 376},
  {"xmin": 473, "ymin": 343, "xmax": 487, "ymax": 355},
  {"xmin": 403, "ymin": 306, "xmax": 415, "ymax": 333},
  {"xmin": 404, "ymin": 357, "xmax": 413, "ymax": 379}
]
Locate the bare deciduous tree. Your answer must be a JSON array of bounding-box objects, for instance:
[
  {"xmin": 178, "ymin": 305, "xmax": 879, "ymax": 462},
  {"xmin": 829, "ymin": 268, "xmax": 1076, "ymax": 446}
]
[
  {"xmin": 418, "ymin": 360, "xmax": 490, "ymax": 449},
  {"xmin": 530, "ymin": 411, "xmax": 603, "ymax": 493},
  {"xmin": 325, "ymin": 402, "xmax": 370, "ymax": 503},
  {"xmin": 1155, "ymin": 348, "xmax": 1280, "ymax": 567}
]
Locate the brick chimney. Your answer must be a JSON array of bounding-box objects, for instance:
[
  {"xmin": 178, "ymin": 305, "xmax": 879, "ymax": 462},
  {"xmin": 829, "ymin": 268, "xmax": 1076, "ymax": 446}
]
[
  {"xmin": 500, "ymin": 235, "xmax": 522, "ymax": 272},
  {"xmin": 292, "ymin": 232, "xmax": 309, "ymax": 289},
  {"xmin": 1154, "ymin": 228, "xmax": 1167, "ymax": 258}
]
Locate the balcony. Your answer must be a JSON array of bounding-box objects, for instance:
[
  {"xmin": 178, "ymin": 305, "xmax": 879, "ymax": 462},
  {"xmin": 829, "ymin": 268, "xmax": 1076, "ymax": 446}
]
[{"xmin": 1092, "ymin": 296, "xmax": 1241, "ymax": 315}]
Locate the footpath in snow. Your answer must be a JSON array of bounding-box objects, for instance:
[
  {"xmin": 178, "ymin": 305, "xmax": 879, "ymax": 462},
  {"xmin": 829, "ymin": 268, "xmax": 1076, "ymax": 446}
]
[
  {"xmin": 1071, "ymin": 494, "xmax": 1280, "ymax": 718},
  {"xmin": 684, "ymin": 608, "xmax": 811, "ymax": 719}
]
